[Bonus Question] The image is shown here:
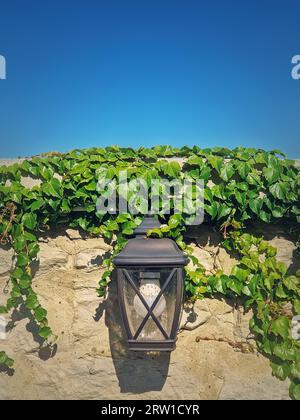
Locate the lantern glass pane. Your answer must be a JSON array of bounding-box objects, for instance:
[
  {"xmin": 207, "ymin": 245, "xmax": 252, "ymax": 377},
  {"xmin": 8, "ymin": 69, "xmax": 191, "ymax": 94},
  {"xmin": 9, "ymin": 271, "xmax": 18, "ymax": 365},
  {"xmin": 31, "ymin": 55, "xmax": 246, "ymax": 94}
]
[
  {"xmin": 122, "ymin": 267, "xmax": 177, "ymax": 340},
  {"xmin": 138, "ymin": 318, "xmax": 165, "ymax": 341}
]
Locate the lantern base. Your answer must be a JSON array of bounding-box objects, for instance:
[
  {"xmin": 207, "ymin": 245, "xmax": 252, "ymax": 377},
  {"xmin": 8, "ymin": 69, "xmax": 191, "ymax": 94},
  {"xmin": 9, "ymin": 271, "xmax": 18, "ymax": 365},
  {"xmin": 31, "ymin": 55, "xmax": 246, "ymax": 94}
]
[{"xmin": 127, "ymin": 339, "xmax": 176, "ymax": 352}]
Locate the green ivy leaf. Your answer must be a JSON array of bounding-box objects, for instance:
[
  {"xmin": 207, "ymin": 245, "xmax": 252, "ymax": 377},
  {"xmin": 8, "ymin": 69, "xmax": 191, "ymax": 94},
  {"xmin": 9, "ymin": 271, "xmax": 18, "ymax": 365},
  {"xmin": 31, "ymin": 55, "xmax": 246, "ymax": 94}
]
[
  {"xmin": 208, "ymin": 275, "xmax": 226, "ymax": 294},
  {"xmin": 187, "ymin": 155, "xmax": 203, "ymax": 166},
  {"xmin": 271, "ymin": 361, "xmax": 290, "ymax": 380},
  {"xmin": 61, "ymin": 199, "xmax": 71, "ymax": 213},
  {"xmin": 11, "ymin": 286, "xmax": 22, "ymax": 298},
  {"xmin": 236, "ymin": 161, "xmax": 251, "ymax": 179},
  {"xmin": 97, "ymin": 288, "xmax": 106, "ymax": 297},
  {"xmin": 291, "ymin": 363, "xmax": 300, "ymax": 381},
  {"xmin": 207, "ymin": 155, "xmax": 223, "ymax": 173},
  {"xmin": 85, "ymin": 181, "xmax": 97, "ymax": 191},
  {"xmin": 28, "ymin": 242, "xmax": 39, "ymax": 259},
  {"xmin": 147, "ymin": 228, "xmax": 163, "ymax": 238},
  {"xmin": 206, "ymin": 202, "xmax": 218, "ymax": 220},
  {"xmin": 50, "ymin": 178, "xmax": 62, "ymax": 195},
  {"xmin": 220, "ymin": 163, "xmax": 235, "ymax": 181},
  {"xmin": 249, "ymin": 198, "xmax": 263, "ymax": 215},
  {"xmin": 217, "ymin": 203, "xmax": 231, "ymax": 220},
  {"xmin": 34, "ymin": 307, "xmax": 48, "ymax": 322},
  {"xmin": 283, "ymin": 276, "xmax": 299, "ymax": 292},
  {"xmin": 42, "ymin": 178, "xmax": 62, "ymax": 198},
  {"xmin": 13, "ymin": 236, "xmax": 27, "ymax": 252},
  {"xmin": 17, "ymin": 253, "xmax": 29, "ymax": 267},
  {"xmin": 22, "ymin": 213, "xmax": 37, "ymax": 231},
  {"xmin": 116, "ymin": 214, "xmax": 130, "ymax": 223},
  {"xmin": 121, "ymin": 227, "xmax": 134, "ymax": 235},
  {"xmin": 277, "ymin": 262, "xmax": 287, "ymax": 276},
  {"xmin": 19, "ymin": 275, "xmax": 31, "ymax": 289},
  {"xmin": 25, "ymin": 294, "xmax": 39, "ymax": 310},
  {"xmin": 241, "ymin": 257, "xmax": 258, "ymax": 271},
  {"xmin": 0, "ymin": 351, "xmax": 14, "ymax": 368},
  {"xmin": 0, "ymin": 352, "xmax": 7, "ymax": 364},
  {"xmin": 226, "ymin": 277, "xmax": 242, "ymax": 295},
  {"xmin": 248, "ymin": 274, "xmax": 260, "ymax": 296},
  {"xmin": 39, "ymin": 166, "xmax": 54, "ymax": 181},
  {"xmin": 259, "ymin": 210, "xmax": 271, "ymax": 223},
  {"xmin": 260, "ymin": 338, "xmax": 272, "ymax": 355},
  {"xmin": 30, "ymin": 198, "xmax": 45, "ymax": 212},
  {"xmin": 275, "ymin": 284, "xmax": 289, "ymax": 299},
  {"xmin": 39, "ymin": 326, "xmax": 52, "ymax": 339},
  {"xmin": 246, "ymin": 171, "xmax": 261, "ymax": 186},
  {"xmin": 294, "ymin": 300, "xmax": 300, "ymax": 315},
  {"xmin": 23, "ymin": 231, "xmax": 37, "ymax": 242},
  {"xmin": 5, "ymin": 357, "xmax": 14, "ymax": 368},
  {"xmin": 263, "ymin": 166, "xmax": 280, "ymax": 184},
  {"xmin": 270, "ymin": 182, "xmax": 288, "ymax": 200},
  {"xmin": 165, "ymin": 161, "xmax": 181, "ymax": 177},
  {"xmin": 270, "ymin": 316, "xmax": 290, "ymax": 340},
  {"xmin": 272, "ymin": 206, "xmax": 285, "ymax": 218},
  {"xmin": 99, "ymin": 279, "xmax": 108, "ymax": 287},
  {"xmin": 289, "ymin": 382, "xmax": 300, "ymax": 400},
  {"xmin": 273, "ymin": 342, "xmax": 295, "ymax": 361},
  {"xmin": 106, "ymin": 219, "xmax": 119, "ymax": 231},
  {"xmin": 168, "ymin": 214, "xmax": 182, "ymax": 229},
  {"xmin": 231, "ymin": 266, "xmax": 250, "ymax": 282},
  {"xmin": 199, "ymin": 166, "xmax": 211, "ymax": 182},
  {"xmin": 6, "ymin": 297, "xmax": 18, "ymax": 310},
  {"xmin": 235, "ymin": 191, "xmax": 247, "ymax": 206}
]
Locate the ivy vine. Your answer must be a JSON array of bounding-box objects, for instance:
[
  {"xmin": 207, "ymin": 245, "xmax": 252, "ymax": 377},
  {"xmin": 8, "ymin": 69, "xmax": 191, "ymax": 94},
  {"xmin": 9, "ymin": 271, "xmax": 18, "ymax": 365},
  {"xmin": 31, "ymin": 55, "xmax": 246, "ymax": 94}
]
[{"xmin": 0, "ymin": 145, "xmax": 299, "ymax": 399}]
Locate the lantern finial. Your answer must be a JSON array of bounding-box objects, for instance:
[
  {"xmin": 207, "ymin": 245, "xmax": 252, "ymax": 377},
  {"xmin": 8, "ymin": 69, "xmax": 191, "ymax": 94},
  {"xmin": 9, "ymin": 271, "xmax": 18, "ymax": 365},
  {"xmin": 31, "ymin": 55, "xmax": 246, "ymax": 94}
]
[{"xmin": 133, "ymin": 215, "xmax": 161, "ymax": 236}]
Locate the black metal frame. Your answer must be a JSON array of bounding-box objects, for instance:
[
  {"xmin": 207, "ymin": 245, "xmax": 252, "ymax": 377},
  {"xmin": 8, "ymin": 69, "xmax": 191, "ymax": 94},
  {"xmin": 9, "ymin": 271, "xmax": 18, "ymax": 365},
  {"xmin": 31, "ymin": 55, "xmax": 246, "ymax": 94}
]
[{"xmin": 117, "ymin": 266, "xmax": 184, "ymax": 351}]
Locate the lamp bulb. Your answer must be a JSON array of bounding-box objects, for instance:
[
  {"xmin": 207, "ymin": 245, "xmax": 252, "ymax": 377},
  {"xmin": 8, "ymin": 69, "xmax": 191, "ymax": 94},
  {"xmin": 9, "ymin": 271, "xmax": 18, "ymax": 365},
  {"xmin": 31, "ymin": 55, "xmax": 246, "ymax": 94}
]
[{"xmin": 133, "ymin": 279, "xmax": 166, "ymax": 318}]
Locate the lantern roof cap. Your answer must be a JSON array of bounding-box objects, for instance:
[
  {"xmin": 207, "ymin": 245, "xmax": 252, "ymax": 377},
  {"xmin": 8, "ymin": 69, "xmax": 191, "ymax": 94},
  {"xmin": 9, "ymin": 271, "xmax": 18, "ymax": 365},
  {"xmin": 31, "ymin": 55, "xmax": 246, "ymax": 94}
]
[
  {"xmin": 113, "ymin": 237, "xmax": 188, "ymax": 266},
  {"xmin": 113, "ymin": 216, "xmax": 188, "ymax": 267}
]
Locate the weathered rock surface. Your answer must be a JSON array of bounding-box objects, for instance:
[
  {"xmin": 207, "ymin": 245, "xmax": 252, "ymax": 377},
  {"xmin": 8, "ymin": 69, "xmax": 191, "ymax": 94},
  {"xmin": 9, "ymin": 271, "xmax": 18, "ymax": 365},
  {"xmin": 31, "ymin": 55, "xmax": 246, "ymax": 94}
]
[
  {"xmin": 0, "ymin": 246, "xmax": 14, "ymax": 276},
  {"xmin": 0, "ymin": 224, "xmax": 298, "ymax": 400}
]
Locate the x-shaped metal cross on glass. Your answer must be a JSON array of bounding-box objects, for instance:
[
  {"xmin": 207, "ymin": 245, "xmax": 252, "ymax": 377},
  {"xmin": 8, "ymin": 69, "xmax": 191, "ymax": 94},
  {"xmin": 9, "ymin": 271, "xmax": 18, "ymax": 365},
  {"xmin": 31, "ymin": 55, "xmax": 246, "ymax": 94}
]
[{"xmin": 123, "ymin": 268, "xmax": 176, "ymax": 340}]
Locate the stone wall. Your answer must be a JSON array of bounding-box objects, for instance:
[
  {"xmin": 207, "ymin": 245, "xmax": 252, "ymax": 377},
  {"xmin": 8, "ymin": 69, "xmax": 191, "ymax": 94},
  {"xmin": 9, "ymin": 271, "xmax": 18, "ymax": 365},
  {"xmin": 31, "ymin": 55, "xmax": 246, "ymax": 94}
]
[{"xmin": 0, "ymin": 224, "xmax": 299, "ymax": 400}]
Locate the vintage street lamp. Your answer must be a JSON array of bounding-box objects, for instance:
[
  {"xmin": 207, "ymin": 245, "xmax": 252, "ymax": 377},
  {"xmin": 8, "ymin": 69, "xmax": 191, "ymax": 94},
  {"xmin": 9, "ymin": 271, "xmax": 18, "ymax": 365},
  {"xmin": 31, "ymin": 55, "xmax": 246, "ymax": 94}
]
[{"xmin": 113, "ymin": 216, "xmax": 188, "ymax": 351}]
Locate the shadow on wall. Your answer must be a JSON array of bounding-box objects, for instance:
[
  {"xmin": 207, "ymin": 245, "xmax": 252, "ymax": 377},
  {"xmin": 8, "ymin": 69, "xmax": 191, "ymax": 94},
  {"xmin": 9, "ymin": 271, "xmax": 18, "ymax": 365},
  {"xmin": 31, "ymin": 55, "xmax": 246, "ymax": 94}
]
[
  {"xmin": 6, "ymin": 303, "xmax": 58, "ymax": 363},
  {"xmin": 101, "ymin": 271, "xmax": 171, "ymax": 394}
]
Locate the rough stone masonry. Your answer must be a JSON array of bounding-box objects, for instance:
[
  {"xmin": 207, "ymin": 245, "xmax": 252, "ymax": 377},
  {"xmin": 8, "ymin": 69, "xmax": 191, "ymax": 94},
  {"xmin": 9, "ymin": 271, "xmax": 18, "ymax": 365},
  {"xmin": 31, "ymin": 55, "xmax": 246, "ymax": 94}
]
[{"xmin": 0, "ymin": 223, "xmax": 299, "ymax": 400}]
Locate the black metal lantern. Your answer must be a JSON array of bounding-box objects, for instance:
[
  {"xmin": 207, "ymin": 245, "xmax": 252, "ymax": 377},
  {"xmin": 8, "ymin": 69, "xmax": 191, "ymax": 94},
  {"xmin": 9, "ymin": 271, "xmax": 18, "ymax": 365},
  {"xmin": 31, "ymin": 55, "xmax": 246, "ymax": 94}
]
[{"xmin": 113, "ymin": 216, "xmax": 188, "ymax": 352}]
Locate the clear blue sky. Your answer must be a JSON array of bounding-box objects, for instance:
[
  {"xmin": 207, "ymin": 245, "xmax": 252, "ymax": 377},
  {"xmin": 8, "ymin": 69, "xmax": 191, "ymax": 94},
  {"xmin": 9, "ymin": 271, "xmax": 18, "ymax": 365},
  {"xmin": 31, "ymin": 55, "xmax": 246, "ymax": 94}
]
[{"xmin": 0, "ymin": 0, "xmax": 299, "ymax": 157}]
